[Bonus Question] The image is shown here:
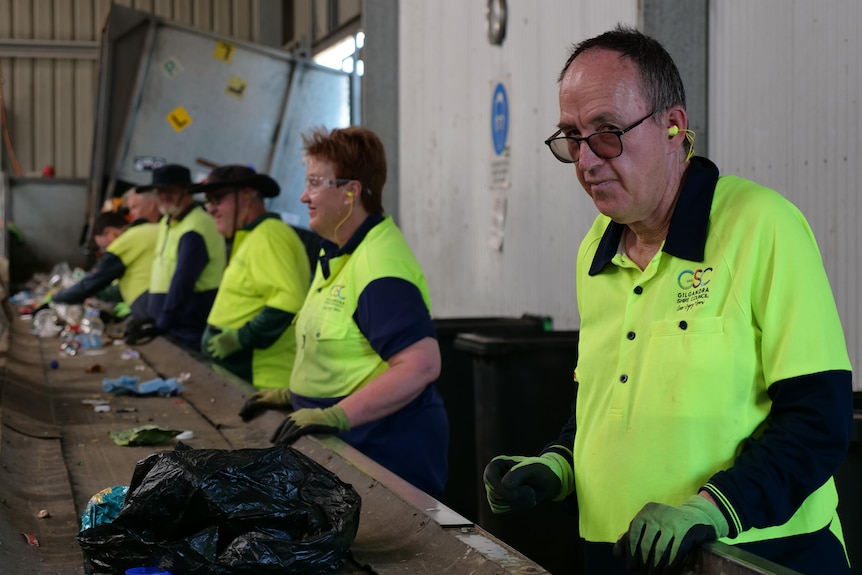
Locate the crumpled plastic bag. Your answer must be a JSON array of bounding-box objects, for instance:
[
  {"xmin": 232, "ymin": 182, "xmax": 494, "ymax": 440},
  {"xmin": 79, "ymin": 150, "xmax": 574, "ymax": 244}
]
[
  {"xmin": 80, "ymin": 486, "xmax": 129, "ymax": 531},
  {"xmin": 77, "ymin": 443, "xmax": 361, "ymax": 575},
  {"xmin": 102, "ymin": 376, "xmax": 183, "ymax": 396}
]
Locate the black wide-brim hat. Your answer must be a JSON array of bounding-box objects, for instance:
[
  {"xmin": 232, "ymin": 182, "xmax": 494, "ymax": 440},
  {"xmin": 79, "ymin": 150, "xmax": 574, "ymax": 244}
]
[
  {"xmin": 189, "ymin": 164, "xmax": 280, "ymax": 198},
  {"xmin": 136, "ymin": 163, "xmax": 192, "ymax": 192}
]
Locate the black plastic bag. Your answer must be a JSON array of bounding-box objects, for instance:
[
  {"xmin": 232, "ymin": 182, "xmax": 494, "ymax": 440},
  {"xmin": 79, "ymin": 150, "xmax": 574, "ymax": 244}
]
[{"xmin": 77, "ymin": 443, "xmax": 361, "ymax": 575}]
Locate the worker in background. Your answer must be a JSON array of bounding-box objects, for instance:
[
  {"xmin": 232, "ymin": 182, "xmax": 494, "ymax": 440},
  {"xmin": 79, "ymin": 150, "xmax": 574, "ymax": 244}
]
[
  {"xmin": 51, "ymin": 210, "xmax": 158, "ymax": 318},
  {"xmin": 130, "ymin": 164, "xmax": 226, "ymax": 351},
  {"xmin": 240, "ymin": 126, "xmax": 449, "ymax": 499},
  {"xmin": 482, "ymin": 26, "xmax": 852, "ymax": 575},
  {"xmin": 124, "ymin": 186, "xmax": 162, "ymax": 225},
  {"xmin": 195, "ymin": 165, "xmax": 310, "ymax": 390}
]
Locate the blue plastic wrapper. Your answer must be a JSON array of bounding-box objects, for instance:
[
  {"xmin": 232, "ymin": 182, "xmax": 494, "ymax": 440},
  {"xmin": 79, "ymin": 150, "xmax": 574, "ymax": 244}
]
[
  {"xmin": 103, "ymin": 376, "xmax": 183, "ymax": 397},
  {"xmin": 80, "ymin": 486, "xmax": 129, "ymax": 531}
]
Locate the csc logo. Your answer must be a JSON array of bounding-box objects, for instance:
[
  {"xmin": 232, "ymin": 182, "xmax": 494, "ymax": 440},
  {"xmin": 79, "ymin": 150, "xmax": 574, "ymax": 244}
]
[
  {"xmin": 677, "ymin": 268, "xmax": 712, "ymax": 290},
  {"xmin": 329, "ymin": 284, "xmax": 347, "ymax": 299}
]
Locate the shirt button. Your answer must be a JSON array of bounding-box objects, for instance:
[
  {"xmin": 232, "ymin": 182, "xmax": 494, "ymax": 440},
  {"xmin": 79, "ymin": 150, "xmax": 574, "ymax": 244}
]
[
  {"xmin": 633, "ymin": 286, "xmax": 643, "ymax": 294},
  {"xmin": 626, "ymin": 331, "xmax": 636, "ymax": 340},
  {"xmin": 679, "ymin": 320, "xmax": 688, "ymax": 330},
  {"xmin": 620, "ymin": 374, "xmax": 628, "ymax": 383}
]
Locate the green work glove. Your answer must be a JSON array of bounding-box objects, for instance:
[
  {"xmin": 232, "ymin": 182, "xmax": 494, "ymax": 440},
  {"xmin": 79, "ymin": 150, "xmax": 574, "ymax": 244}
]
[
  {"xmin": 269, "ymin": 405, "xmax": 350, "ymax": 445},
  {"xmin": 113, "ymin": 301, "xmax": 132, "ymax": 319},
  {"xmin": 613, "ymin": 495, "xmax": 729, "ymax": 575},
  {"xmin": 482, "ymin": 454, "xmax": 566, "ymax": 514},
  {"xmin": 238, "ymin": 387, "xmax": 292, "ymax": 422},
  {"xmin": 207, "ymin": 327, "xmax": 243, "ymax": 359}
]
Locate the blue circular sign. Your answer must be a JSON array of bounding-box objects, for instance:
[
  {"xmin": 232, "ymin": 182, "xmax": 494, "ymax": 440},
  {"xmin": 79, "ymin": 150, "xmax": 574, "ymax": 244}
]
[{"xmin": 491, "ymin": 83, "xmax": 509, "ymax": 156}]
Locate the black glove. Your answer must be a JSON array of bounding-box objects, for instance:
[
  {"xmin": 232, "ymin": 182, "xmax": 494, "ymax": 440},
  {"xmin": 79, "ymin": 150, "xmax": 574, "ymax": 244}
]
[
  {"xmin": 269, "ymin": 406, "xmax": 350, "ymax": 445},
  {"xmin": 124, "ymin": 317, "xmax": 159, "ymax": 345},
  {"xmin": 613, "ymin": 495, "xmax": 729, "ymax": 575},
  {"xmin": 482, "ymin": 454, "xmax": 566, "ymax": 514},
  {"xmin": 238, "ymin": 388, "xmax": 292, "ymax": 422}
]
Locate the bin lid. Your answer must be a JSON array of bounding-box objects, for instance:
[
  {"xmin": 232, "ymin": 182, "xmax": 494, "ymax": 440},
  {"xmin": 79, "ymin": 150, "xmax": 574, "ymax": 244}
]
[
  {"xmin": 452, "ymin": 331, "xmax": 579, "ymax": 356},
  {"xmin": 433, "ymin": 315, "xmax": 548, "ymax": 336}
]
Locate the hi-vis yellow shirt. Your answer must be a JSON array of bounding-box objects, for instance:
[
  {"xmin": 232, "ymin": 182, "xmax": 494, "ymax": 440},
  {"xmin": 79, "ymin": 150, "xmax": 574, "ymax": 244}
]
[
  {"xmin": 207, "ymin": 215, "xmax": 310, "ymax": 389},
  {"xmin": 290, "ymin": 216, "xmax": 432, "ymax": 399},
  {"xmin": 573, "ymin": 169, "xmax": 850, "ymax": 545},
  {"xmin": 106, "ymin": 221, "xmax": 159, "ymax": 305},
  {"xmin": 149, "ymin": 205, "xmax": 224, "ymax": 295}
]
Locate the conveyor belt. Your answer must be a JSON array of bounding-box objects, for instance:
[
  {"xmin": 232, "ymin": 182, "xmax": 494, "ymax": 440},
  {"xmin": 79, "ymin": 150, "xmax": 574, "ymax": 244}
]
[{"xmin": 0, "ymin": 313, "xmax": 802, "ymax": 575}]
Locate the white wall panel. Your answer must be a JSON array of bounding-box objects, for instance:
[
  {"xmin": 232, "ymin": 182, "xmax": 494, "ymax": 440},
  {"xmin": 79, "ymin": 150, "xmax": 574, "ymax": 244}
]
[
  {"xmin": 399, "ymin": 1, "xmax": 639, "ymax": 326},
  {"xmin": 709, "ymin": 1, "xmax": 862, "ymax": 385}
]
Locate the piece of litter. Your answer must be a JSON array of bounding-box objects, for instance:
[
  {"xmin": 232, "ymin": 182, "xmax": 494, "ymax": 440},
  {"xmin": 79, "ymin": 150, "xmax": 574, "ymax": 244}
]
[
  {"xmin": 81, "ymin": 399, "xmax": 110, "ymax": 405},
  {"xmin": 177, "ymin": 372, "xmax": 191, "ymax": 383},
  {"xmin": 94, "ymin": 405, "xmax": 111, "ymax": 413},
  {"xmin": 85, "ymin": 363, "xmax": 105, "ymax": 373},
  {"xmin": 37, "ymin": 509, "xmax": 50, "ymax": 519},
  {"xmin": 22, "ymin": 533, "xmax": 39, "ymax": 546},
  {"xmin": 121, "ymin": 349, "xmax": 141, "ymax": 360},
  {"xmin": 134, "ymin": 365, "xmax": 147, "ymax": 371},
  {"xmin": 116, "ymin": 406, "xmax": 138, "ymax": 413},
  {"xmin": 175, "ymin": 430, "xmax": 194, "ymax": 440}
]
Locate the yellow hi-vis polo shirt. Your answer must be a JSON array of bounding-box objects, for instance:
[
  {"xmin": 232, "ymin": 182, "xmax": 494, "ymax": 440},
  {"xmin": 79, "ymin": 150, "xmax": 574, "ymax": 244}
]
[
  {"xmin": 206, "ymin": 215, "xmax": 311, "ymax": 389},
  {"xmin": 106, "ymin": 220, "xmax": 159, "ymax": 306},
  {"xmin": 290, "ymin": 215, "xmax": 433, "ymax": 399},
  {"xmin": 573, "ymin": 159, "xmax": 851, "ymax": 545}
]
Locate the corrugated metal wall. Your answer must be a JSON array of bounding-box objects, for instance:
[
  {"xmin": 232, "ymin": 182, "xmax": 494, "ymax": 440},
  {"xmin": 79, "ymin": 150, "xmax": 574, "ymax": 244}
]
[
  {"xmin": 709, "ymin": 0, "xmax": 862, "ymax": 381},
  {"xmin": 0, "ymin": 0, "xmax": 261, "ymax": 178},
  {"xmin": 399, "ymin": 2, "xmax": 639, "ymax": 326}
]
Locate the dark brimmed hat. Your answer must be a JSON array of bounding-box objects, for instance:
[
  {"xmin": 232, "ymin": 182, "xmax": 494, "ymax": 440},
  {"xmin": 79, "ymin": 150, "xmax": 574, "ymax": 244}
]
[
  {"xmin": 188, "ymin": 165, "xmax": 280, "ymax": 198},
  {"xmin": 136, "ymin": 164, "xmax": 192, "ymax": 192}
]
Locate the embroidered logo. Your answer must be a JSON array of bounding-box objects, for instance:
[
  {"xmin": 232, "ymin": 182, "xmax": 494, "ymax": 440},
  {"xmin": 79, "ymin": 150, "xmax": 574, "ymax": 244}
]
[
  {"xmin": 323, "ymin": 283, "xmax": 347, "ymax": 312},
  {"xmin": 676, "ymin": 267, "xmax": 712, "ymax": 311}
]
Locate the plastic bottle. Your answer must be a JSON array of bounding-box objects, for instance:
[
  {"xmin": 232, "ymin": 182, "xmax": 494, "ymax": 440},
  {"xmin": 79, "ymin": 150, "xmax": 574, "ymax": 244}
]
[{"xmin": 80, "ymin": 309, "xmax": 105, "ymax": 336}]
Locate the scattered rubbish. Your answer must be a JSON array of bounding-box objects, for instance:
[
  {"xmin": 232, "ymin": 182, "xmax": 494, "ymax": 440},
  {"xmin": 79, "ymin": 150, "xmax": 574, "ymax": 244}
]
[
  {"xmin": 60, "ymin": 340, "xmax": 81, "ymax": 356},
  {"xmin": 78, "ymin": 444, "xmax": 361, "ymax": 575},
  {"xmin": 116, "ymin": 407, "xmax": 138, "ymax": 413},
  {"xmin": 49, "ymin": 360, "xmax": 59, "ymax": 369},
  {"xmin": 108, "ymin": 425, "xmax": 184, "ymax": 446},
  {"xmin": 37, "ymin": 509, "xmax": 51, "ymax": 519},
  {"xmin": 175, "ymin": 431, "xmax": 194, "ymax": 441},
  {"xmin": 86, "ymin": 363, "xmax": 105, "ymax": 373},
  {"xmin": 80, "ymin": 486, "xmax": 129, "ymax": 531},
  {"xmin": 176, "ymin": 372, "xmax": 191, "ymax": 383},
  {"xmin": 82, "ymin": 399, "xmax": 110, "ymax": 405},
  {"xmin": 22, "ymin": 532, "xmax": 39, "ymax": 546},
  {"xmin": 102, "ymin": 376, "xmax": 183, "ymax": 397},
  {"xmin": 134, "ymin": 365, "xmax": 147, "ymax": 372},
  {"xmin": 121, "ymin": 349, "xmax": 141, "ymax": 360},
  {"xmin": 94, "ymin": 405, "xmax": 111, "ymax": 413}
]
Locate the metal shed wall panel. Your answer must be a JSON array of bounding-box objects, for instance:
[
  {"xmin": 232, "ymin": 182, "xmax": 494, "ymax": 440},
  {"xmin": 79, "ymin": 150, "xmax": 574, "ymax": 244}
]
[
  {"xmin": 709, "ymin": 0, "xmax": 862, "ymax": 384},
  {"xmin": 0, "ymin": 0, "xmax": 260, "ymax": 179},
  {"xmin": 399, "ymin": 1, "xmax": 639, "ymax": 327}
]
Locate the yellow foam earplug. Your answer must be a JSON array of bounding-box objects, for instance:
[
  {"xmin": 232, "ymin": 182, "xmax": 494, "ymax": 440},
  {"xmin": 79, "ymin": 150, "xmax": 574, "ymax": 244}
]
[{"xmin": 668, "ymin": 125, "xmax": 680, "ymax": 137}]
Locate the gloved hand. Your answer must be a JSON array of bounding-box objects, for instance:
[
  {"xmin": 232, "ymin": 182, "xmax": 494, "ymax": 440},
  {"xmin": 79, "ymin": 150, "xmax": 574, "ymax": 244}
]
[
  {"xmin": 613, "ymin": 495, "xmax": 729, "ymax": 575},
  {"xmin": 270, "ymin": 405, "xmax": 350, "ymax": 445},
  {"xmin": 483, "ymin": 454, "xmax": 565, "ymax": 514},
  {"xmin": 207, "ymin": 327, "xmax": 243, "ymax": 359},
  {"xmin": 239, "ymin": 387, "xmax": 292, "ymax": 422},
  {"xmin": 124, "ymin": 317, "xmax": 159, "ymax": 345}
]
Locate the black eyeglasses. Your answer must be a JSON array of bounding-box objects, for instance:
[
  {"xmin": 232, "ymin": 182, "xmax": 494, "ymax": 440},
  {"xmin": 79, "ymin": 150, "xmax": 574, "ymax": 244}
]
[{"xmin": 544, "ymin": 111, "xmax": 656, "ymax": 164}]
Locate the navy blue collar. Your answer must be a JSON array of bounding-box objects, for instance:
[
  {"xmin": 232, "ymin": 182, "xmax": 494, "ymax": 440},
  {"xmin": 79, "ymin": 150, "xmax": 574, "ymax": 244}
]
[
  {"xmin": 319, "ymin": 212, "xmax": 385, "ymax": 279},
  {"xmin": 588, "ymin": 156, "xmax": 719, "ymax": 276}
]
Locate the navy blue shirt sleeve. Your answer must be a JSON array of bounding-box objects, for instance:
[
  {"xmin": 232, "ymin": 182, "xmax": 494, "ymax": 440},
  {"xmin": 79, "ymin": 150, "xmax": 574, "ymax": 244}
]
[
  {"xmin": 704, "ymin": 370, "xmax": 852, "ymax": 537},
  {"xmin": 52, "ymin": 253, "xmax": 127, "ymax": 304},
  {"xmin": 353, "ymin": 277, "xmax": 437, "ymax": 361},
  {"xmin": 156, "ymin": 231, "xmax": 209, "ymax": 333}
]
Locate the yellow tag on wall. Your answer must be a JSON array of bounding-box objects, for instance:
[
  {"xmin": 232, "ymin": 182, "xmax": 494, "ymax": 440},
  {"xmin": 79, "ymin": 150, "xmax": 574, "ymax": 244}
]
[
  {"xmin": 226, "ymin": 76, "xmax": 247, "ymax": 99},
  {"xmin": 213, "ymin": 40, "xmax": 235, "ymax": 62},
  {"xmin": 167, "ymin": 106, "xmax": 193, "ymax": 132}
]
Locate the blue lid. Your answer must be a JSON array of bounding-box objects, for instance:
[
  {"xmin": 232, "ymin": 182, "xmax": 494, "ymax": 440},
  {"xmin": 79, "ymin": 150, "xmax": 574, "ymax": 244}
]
[{"xmin": 125, "ymin": 568, "xmax": 171, "ymax": 575}]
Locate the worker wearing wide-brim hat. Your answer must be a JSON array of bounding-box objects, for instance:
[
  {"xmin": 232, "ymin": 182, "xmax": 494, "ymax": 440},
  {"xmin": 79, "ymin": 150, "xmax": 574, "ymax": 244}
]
[{"xmin": 194, "ymin": 164, "xmax": 310, "ymax": 391}]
